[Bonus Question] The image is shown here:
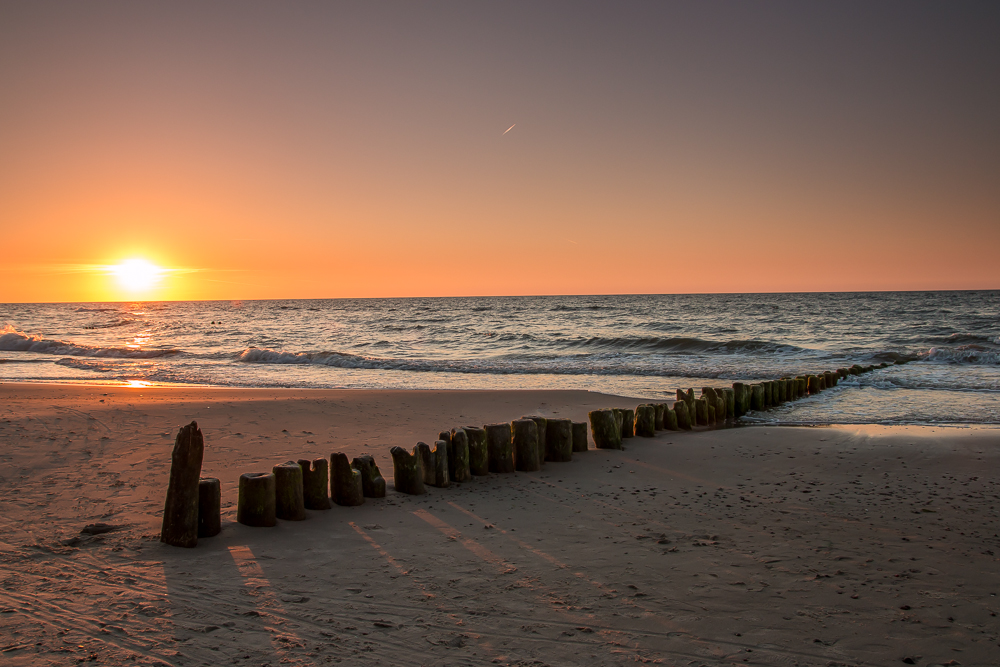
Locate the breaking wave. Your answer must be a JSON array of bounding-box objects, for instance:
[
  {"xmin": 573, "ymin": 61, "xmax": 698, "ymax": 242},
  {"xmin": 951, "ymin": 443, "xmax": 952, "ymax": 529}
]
[
  {"xmin": 0, "ymin": 326, "xmax": 180, "ymax": 359},
  {"xmin": 564, "ymin": 336, "xmax": 802, "ymax": 354}
]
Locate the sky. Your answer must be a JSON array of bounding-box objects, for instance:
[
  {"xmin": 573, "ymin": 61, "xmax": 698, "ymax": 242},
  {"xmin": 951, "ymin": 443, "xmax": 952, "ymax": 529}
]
[{"xmin": 1, "ymin": 1, "xmax": 998, "ymax": 302}]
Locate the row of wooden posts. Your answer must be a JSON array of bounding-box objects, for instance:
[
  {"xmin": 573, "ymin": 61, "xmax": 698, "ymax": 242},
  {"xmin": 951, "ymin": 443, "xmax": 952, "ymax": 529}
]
[{"xmin": 160, "ymin": 362, "xmax": 893, "ymax": 547}]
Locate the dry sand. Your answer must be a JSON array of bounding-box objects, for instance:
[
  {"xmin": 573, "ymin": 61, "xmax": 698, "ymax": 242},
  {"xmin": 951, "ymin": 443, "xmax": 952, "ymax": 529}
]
[{"xmin": 1, "ymin": 383, "xmax": 999, "ymax": 666}]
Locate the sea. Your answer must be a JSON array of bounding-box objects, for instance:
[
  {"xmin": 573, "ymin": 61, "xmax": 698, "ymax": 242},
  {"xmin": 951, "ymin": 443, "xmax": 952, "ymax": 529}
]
[{"xmin": 1, "ymin": 291, "xmax": 998, "ymax": 426}]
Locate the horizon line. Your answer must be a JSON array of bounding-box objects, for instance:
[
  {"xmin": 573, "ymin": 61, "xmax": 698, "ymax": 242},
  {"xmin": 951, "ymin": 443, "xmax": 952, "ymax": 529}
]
[{"xmin": 2, "ymin": 286, "xmax": 998, "ymax": 305}]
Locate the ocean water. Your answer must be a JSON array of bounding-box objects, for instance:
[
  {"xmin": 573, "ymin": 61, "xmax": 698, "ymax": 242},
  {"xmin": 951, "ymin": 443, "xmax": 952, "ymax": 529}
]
[{"xmin": 1, "ymin": 292, "xmax": 998, "ymax": 426}]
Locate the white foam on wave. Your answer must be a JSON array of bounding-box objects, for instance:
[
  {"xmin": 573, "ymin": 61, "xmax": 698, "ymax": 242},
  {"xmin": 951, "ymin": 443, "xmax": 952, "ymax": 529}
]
[
  {"xmin": 0, "ymin": 325, "xmax": 180, "ymax": 359},
  {"xmin": 920, "ymin": 346, "xmax": 1000, "ymax": 365}
]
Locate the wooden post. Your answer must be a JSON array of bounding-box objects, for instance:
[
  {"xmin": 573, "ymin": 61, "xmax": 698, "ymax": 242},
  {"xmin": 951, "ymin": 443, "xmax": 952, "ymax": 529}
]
[
  {"xmin": 273, "ymin": 461, "xmax": 306, "ymax": 520},
  {"xmin": 512, "ymin": 419, "xmax": 541, "ymax": 472},
  {"xmin": 463, "ymin": 426, "xmax": 489, "ymax": 476},
  {"xmin": 588, "ymin": 409, "xmax": 622, "ymax": 449},
  {"xmin": 485, "ymin": 423, "xmax": 514, "ymax": 473},
  {"xmin": 197, "ymin": 477, "xmax": 221, "ymax": 538},
  {"xmin": 298, "ymin": 458, "xmax": 332, "ymax": 510},
  {"xmin": 237, "ymin": 472, "xmax": 276, "ymax": 527},
  {"xmin": 390, "ymin": 446, "xmax": 425, "ymax": 495},
  {"xmin": 161, "ymin": 421, "xmax": 205, "ymax": 548}
]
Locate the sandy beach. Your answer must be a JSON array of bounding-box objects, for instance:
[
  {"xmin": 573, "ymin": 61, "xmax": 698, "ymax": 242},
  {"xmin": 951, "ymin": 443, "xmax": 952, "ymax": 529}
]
[{"xmin": 1, "ymin": 382, "xmax": 998, "ymax": 666}]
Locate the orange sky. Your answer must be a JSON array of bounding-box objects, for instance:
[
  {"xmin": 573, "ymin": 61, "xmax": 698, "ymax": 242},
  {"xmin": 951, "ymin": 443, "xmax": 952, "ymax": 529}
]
[{"xmin": 1, "ymin": 2, "xmax": 998, "ymax": 302}]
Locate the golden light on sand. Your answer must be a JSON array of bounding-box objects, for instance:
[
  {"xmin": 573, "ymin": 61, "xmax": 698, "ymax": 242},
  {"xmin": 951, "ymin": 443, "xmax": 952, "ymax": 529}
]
[{"xmin": 111, "ymin": 259, "xmax": 164, "ymax": 292}]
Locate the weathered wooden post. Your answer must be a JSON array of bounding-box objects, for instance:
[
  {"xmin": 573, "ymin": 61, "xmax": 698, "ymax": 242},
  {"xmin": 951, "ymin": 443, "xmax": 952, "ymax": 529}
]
[
  {"xmin": 437, "ymin": 431, "xmax": 453, "ymax": 480},
  {"xmin": 673, "ymin": 401, "xmax": 692, "ymax": 430},
  {"xmin": 621, "ymin": 408, "xmax": 635, "ymax": 438},
  {"xmin": 298, "ymin": 458, "xmax": 332, "ymax": 510},
  {"xmin": 485, "ymin": 423, "xmax": 514, "ymax": 473},
  {"xmin": 390, "ymin": 446, "xmax": 425, "ymax": 495},
  {"xmin": 713, "ymin": 396, "xmax": 726, "ymax": 425},
  {"xmin": 634, "ymin": 404, "xmax": 655, "ymax": 437},
  {"xmin": 751, "ymin": 384, "xmax": 764, "ymax": 411},
  {"xmin": 161, "ymin": 421, "xmax": 205, "ymax": 548},
  {"xmin": 449, "ymin": 428, "xmax": 472, "ymax": 483},
  {"xmin": 273, "ymin": 461, "xmax": 307, "ymax": 520},
  {"xmin": 197, "ymin": 477, "xmax": 221, "ymax": 538},
  {"xmin": 722, "ymin": 388, "xmax": 735, "ymax": 418},
  {"xmin": 237, "ymin": 472, "xmax": 276, "ymax": 527},
  {"xmin": 806, "ymin": 374, "xmax": 822, "ymax": 393},
  {"xmin": 512, "ymin": 419, "xmax": 541, "ymax": 472},
  {"xmin": 431, "ymin": 440, "xmax": 450, "ymax": 487},
  {"xmin": 694, "ymin": 398, "xmax": 709, "ymax": 426},
  {"xmin": 606, "ymin": 409, "xmax": 622, "ymax": 440},
  {"xmin": 588, "ymin": 409, "xmax": 622, "ymax": 449},
  {"xmin": 414, "ymin": 442, "xmax": 436, "ymax": 486},
  {"xmin": 352, "ymin": 455, "xmax": 387, "ymax": 498},
  {"xmin": 732, "ymin": 382, "xmax": 747, "ymax": 417},
  {"xmin": 522, "ymin": 416, "xmax": 548, "ymax": 468},
  {"xmin": 664, "ymin": 405, "xmax": 679, "ymax": 430},
  {"xmin": 824, "ymin": 371, "xmax": 838, "ymax": 387},
  {"xmin": 653, "ymin": 403, "xmax": 665, "ymax": 430},
  {"xmin": 571, "ymin": 421, "xmax": 589, "ymax": 452},
  {"xmin": 330, "ymin": 452, "xmax": 364, "ymax": 506},
  {"xmin": 545, "ymin": 418, "xmax": 573, "ymax": 461},
  {"xmin": 464, "ymin": 426, "xmax": 489, "ymax": 476}
]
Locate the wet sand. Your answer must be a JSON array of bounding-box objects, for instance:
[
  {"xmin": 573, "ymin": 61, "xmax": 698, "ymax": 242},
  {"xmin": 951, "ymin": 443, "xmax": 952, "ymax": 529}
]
[{"xmin": 1, "ymin": 383, "xmax": 998, "ymax": 666}]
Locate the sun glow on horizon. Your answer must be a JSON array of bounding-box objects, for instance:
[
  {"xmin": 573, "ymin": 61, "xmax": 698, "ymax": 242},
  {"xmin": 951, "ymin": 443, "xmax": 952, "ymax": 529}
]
[{"xmin": 111, "ymin": 258, "xmax": 165, "ymax": 293}]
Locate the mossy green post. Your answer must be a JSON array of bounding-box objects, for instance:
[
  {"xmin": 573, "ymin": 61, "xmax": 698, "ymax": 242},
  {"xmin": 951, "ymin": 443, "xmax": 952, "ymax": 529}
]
[
  {"xmin": 485, "ymin": 423, "xmax": 514, "ymax": 473},
  {"xmin": 448, "ymin": 428, "xmax": 471, "ymax": 483},
  {"xmin": 807, "ymin": 375, "xmax": 822, "ymax": 394},
  {"xmin": 714, "ymin": 396, "xmax": 726, "ymax": 424},
  {"xmin": 390, "ymin": 446, "xmax": 425, "ymax": 495},
  {"xmin": 463, "ymin": 426, "xmax": 489, "ymax": 476},
  {"xmin": 588, "ymin": 409, "xmax": 622, "ymax": 449},
  {"xmin": 237, "ymin": 472, "xmax": 276, "ymax": 527},
  {"xmin": 694, "ymin": 398, "xmax": 709, "ymax": 426},
  {"xmin": 571, "ymin": 421, "xmax": 589, "ymax": 452},
  {"xmin": 664, "ymin": 406, "xmax": 679, "ymax": 430},
  {"xmin": 512, "ymin": 419, "xmax": 541, "ymax": 472},
  {"xmin": 750, "ymin": 384, "xmax": 764, "ymax": 411},
  {"xmin": 197, "ymin": 477, "xmax": 221, "ymax": 538},
  {"xmin": 298, "ymin": 458, "xmax": 331, "ymax": 510},
  {"xmin": 351, "ymin": 455, "xmax": 386, "ymax": 498},
  {"xmin": 673, "ymin": 401, "xmax": 692, "ymax": 430},
  {"xmin": 612, "ymin": 409, "xmax": 625, "ymax": 437},
  {"xmin": 161, "ymin": 421, "xmax": 205, "ymax": 548},
  {"xmin": 330, "ymin": 453, "xmax": 364, "ymax": 506},
  {"xmin": 653, "ymin": 403, "xmax": 665, "ymax": 430},
  {"xmin": 634, "ymin": 404, "xmax": 655, "ymax": 437},
  {"xmin": 545, "ymin": 418, "xmax": 573, "ymax": 462},
  {"xmin": 621, "ymin": 408, "xmax": 635, "ymax": 438},
  {"xmin": 273, "ymin": 461, "xmax": 307, "ymax": 520}
]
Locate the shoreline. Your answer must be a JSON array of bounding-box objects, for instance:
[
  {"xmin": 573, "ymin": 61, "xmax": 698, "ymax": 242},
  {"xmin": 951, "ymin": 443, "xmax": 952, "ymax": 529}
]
[{"xmin": 2, "ymin": 384, "xmax": 999, "ymax": 665}]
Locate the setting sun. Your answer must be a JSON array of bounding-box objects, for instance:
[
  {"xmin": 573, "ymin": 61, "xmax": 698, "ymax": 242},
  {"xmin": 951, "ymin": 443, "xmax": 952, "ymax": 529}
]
[{"xmin": 111, "ymin": 259, "xmax": 164, "ymax": 292}]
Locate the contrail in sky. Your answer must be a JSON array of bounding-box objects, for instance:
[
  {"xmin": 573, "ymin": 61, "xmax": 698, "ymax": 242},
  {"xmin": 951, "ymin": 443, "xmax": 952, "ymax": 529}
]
[{"xmin": 502, "ymin": 124, "xmax": 516, "ymax": 135}]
